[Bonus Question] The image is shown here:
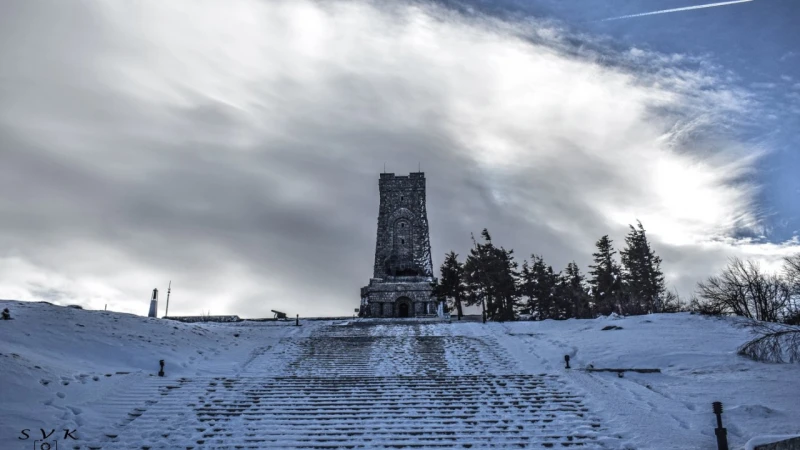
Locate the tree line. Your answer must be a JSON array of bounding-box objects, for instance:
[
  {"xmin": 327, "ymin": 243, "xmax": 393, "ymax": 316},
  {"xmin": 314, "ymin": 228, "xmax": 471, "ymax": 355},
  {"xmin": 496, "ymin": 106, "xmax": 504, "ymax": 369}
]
[
  {"xmin": 432, "ymin": 221, "xmax": 672, "ymax": 322},
  {"xmin": 692, "ymin": 255, "xmax": 800, "ymax": 325},
  {"xmin": 433, "ymin": 220, "xmax": 800, "ymax": 326}
]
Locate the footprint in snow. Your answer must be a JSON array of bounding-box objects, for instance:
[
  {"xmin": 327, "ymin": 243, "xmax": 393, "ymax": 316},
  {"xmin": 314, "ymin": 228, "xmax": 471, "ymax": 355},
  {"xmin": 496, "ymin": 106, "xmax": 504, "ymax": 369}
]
[
  {"xmin": 669, "ymin": 413, "xmax": 689, "ymax": 429},
  {"xmin": 56, "ymin": 392, "xmax": 66, "ymax": 399}
]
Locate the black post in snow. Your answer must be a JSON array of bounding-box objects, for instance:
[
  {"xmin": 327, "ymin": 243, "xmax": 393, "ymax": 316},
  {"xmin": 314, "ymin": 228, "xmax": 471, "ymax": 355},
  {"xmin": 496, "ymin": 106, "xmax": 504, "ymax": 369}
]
[{"xmin": 712, "ymin": 402, "xmax": 728, "ymax": 450}]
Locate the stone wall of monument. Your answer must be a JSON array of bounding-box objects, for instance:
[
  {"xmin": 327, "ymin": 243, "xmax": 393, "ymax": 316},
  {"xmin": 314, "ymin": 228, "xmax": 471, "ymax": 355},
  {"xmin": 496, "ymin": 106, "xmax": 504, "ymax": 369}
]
[
  {"xmin": 368, "ymin": 297, "xmax": 437, "ymax": 318},
  {"xmin": 361, "ymin": 172, "xmax": 437, "ymax": 318},
  {"xmin": 372, "ymin": 172, "xmax": 434, "ymax": 279},
  {"xmin": 366, "ymin": 287, "xmax": 433, "ymax": 303}
]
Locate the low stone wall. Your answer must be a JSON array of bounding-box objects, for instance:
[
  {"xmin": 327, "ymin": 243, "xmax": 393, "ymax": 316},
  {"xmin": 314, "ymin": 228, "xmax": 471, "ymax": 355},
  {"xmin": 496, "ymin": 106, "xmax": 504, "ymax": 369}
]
[
  {"xmin": 756, "ymin": 437, "xmax": 800, "ymax": 450},
  {"xmin": 165, "ymin": 315, "xmax": 241, "ymax": 323}
]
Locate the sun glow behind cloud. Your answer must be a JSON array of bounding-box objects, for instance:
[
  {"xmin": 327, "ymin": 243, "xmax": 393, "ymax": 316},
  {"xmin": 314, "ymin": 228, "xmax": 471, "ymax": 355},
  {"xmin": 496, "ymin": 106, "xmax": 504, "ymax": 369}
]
[{"xmin": 0, "ymin": 0, "xmax": 795, "ymax": 315}]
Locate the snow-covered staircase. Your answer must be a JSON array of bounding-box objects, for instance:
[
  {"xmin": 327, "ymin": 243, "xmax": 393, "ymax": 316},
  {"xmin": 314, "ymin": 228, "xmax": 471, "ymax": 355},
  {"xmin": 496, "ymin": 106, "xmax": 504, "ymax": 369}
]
[{"xmin": 75, "ymin": 322, "xmax": 612, "ymax": 449}]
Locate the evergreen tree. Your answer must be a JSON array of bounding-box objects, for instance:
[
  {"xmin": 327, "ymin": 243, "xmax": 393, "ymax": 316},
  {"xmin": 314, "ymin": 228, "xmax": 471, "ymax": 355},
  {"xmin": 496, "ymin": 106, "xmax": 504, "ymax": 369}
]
[
  {"xmin": 464, "ymin": 230, "xmax": 494, "ymax": 323},
  {"xmin": 519, "ymin": 260, "xmax": 534, "ymax": 316},
  {"xmin": 620, "ymin": 221, "xmax": 666, "ymax": 314},
  {"xmin": 556, "ymin": 262, "xmax": 592, "ymax": 319},
  {"xmin": 464, "ymin": 229, "xmax": 519, "ymax": 322},
  {"xmin": 434, "ymin": 251, "xmax": 466, "ymax": 320},
  {"xmin": 490, "ymin": 245, "xmax": 520, "ymax": 322},
  {"xmin": 520, "ymin": 255, "xmax": 558, "ymax": 320},
  {"xmin": 588, "ymin": 235, "xmax": 623, "ymax": 316}
]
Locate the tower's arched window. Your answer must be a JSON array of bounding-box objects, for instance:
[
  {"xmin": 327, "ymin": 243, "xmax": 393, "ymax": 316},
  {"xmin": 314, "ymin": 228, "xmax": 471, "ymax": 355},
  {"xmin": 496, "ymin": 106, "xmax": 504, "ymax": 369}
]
[
  {"xmin": 400, "ymin": 223, "xmax": 405, "ymax": 228},
  {"xmin": 400, "ymin": 196, "xmax": 404, "ymax": 201},
  {"xmin": 401, "ymin": 239, "xmax": 405, "ymax": 244}
]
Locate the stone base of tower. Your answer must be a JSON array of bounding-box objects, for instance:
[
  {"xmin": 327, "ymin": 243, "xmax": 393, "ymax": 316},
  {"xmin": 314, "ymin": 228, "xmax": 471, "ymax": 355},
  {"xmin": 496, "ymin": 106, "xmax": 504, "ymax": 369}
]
[{"xmin": 360, "ymin": 277, "xmax": 437, "ymax": 318}]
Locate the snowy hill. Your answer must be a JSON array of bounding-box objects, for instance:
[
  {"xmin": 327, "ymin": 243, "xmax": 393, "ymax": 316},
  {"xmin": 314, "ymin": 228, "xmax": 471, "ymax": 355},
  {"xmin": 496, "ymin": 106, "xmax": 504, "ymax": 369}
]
[{"xmin": 0, "ymin": 299, "xmax": 798, "ymax": 449}]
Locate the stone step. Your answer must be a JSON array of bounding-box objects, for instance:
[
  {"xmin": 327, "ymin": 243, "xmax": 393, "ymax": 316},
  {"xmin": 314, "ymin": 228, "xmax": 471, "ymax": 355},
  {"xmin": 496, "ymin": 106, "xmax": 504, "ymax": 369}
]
[
  {"xmin": 138, "ymin": 399, "xmax": 584, "ymax": 408},
  {"xmin": 75, "ymin": 327, "xmax": 611, "ymax": 450},
  {"xmin": 192, "ymin": 400, "xmax": 583, "ymax": 406},
  {"xmin": 191, "ymin": 405, "xmax": 584, "ymax": 412},
  {"xmin": 193, "ymin": 415, "xmax": 588, "ymax": 422},
  {"xmin": 132, "ymin": 393, "xmax": 578, "ymax": 401},
  {"xmin": 106, "ymin": 389, "xmax": 573, "ymax": 398},
  {"xmin": 79, "ymin": 441, "xmax": 589, "ymax": 449},
  {"xmin": 126, "ymin": 376, "xmax": 555, "ymax": 383},
  {"xmin": 186, "ymin": 436, "xmax": 587, "ymax": 446},
  {"xmin": 182, "ymin": 424, "xmax": 596, "ymax": 433},
  {"xmin": 95, "ymin": 433, "xmax": 593, "ymax": 442},
  {"xmin": 190, "ymin": 406, "xmax": 585, "ymax": 414}
]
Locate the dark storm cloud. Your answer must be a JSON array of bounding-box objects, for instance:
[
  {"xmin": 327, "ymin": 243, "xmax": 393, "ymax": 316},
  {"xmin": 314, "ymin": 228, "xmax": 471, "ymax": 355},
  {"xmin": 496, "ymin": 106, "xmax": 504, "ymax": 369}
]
[{"xmin": 0, "ymin": 0, "xmax": 794, "ymax": 316}]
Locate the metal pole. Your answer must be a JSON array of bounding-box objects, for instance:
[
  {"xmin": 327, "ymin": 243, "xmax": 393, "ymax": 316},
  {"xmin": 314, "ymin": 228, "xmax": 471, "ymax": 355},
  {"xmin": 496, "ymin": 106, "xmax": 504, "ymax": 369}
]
[{"xmin": 164, "ymin": 281, "xmax": 171, "ymax": 317}]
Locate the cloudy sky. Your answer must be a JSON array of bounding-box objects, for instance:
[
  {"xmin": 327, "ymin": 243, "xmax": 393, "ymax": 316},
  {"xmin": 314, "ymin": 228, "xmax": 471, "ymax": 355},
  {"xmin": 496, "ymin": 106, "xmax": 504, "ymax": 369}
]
[{"xmin": 1, "ymin": 0, "xmax": 798, "ymax": 317}]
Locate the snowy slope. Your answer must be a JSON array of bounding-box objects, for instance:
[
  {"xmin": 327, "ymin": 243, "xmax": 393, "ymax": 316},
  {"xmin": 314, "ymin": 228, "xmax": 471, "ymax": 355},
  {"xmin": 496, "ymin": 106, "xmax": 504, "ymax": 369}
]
[
  {"xmin": 493, "ymin": 313, "xmax": 800, "ymax": 449},
  {"xmin": 1, "ymin": 299, "xmax": 798, "ymax": 449},
  {"xmin": 0, "ymin": 299, "xmax": 300, "ymax": 448}
]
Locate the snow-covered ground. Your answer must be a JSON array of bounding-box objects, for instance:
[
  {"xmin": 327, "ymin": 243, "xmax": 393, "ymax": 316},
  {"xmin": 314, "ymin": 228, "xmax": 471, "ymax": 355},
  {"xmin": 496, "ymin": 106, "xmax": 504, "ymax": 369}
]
[
  {"xmin": 0, "ymin": 300, "xmax": 305, "ymax": 449},
  {"xmin": 494, "ymin": 314, "xmax": 800, "ymax": 449},
  {"xmin": 0, "ymin": 299, "xmax": 798, "ymax": 449}
]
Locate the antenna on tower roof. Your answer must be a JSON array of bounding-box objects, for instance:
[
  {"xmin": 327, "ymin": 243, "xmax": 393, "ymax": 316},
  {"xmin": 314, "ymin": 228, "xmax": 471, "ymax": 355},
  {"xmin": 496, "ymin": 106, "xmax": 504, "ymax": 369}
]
[{"xmin": 418, "ymin": 162, "xmax": 421, "ymax": 173}]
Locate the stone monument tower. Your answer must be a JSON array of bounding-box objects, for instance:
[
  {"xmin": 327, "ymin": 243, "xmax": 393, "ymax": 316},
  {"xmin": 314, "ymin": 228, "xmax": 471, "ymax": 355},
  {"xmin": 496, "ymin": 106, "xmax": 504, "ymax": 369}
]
[{"xmin": 360, "ymin": 172, "xmax": 436, "ymax": 318}]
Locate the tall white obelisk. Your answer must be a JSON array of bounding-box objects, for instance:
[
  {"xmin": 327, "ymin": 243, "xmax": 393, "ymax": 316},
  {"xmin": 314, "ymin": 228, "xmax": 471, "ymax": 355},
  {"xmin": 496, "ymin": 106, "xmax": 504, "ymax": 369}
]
[{"xmin": 147, "ymin": 288, "xmax": 158, "ymax": 318}]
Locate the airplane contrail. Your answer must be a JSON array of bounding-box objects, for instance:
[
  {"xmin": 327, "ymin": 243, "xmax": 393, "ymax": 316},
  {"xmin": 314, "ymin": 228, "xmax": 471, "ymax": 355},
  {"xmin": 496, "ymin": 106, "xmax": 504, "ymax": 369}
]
[{"xmin": 601, "ymin": 0, "xmax": 754, "ymax": 21}]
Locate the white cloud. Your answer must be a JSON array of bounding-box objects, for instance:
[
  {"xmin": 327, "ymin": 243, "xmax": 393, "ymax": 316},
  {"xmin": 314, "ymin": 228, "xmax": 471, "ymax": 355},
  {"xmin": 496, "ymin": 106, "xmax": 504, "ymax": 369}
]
[
  {"xmin": 750, "ymin": 82, "xmax": 777, "ymax": 89},
  {"xmin": 780, "ymin": 51, "xmax": 797, "ymax": 62},
  {"xmin": 0, "ymin": 0, "xmax": 794, "ymax": 315}
]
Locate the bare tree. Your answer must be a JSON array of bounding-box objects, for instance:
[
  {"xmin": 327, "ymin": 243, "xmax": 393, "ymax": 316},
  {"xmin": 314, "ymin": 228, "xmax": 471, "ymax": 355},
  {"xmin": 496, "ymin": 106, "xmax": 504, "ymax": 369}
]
[
  {"xmin": 660, "ymin": 289, "xmax": 686, "ymax": 313},
  {"xmin": 695, "ymin": 257, "xmax": 791, "ymax": 322},
  {"xmin": 738, "ymin": 321, "xmax": 800, "ymax": 363},
  {"xmin": 784, "ymin": 254, "xmax": 800, "ymax": 292},
  {"xmin": 783, "ymin": 254, "xmax": 800, "ymax": 324}
]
